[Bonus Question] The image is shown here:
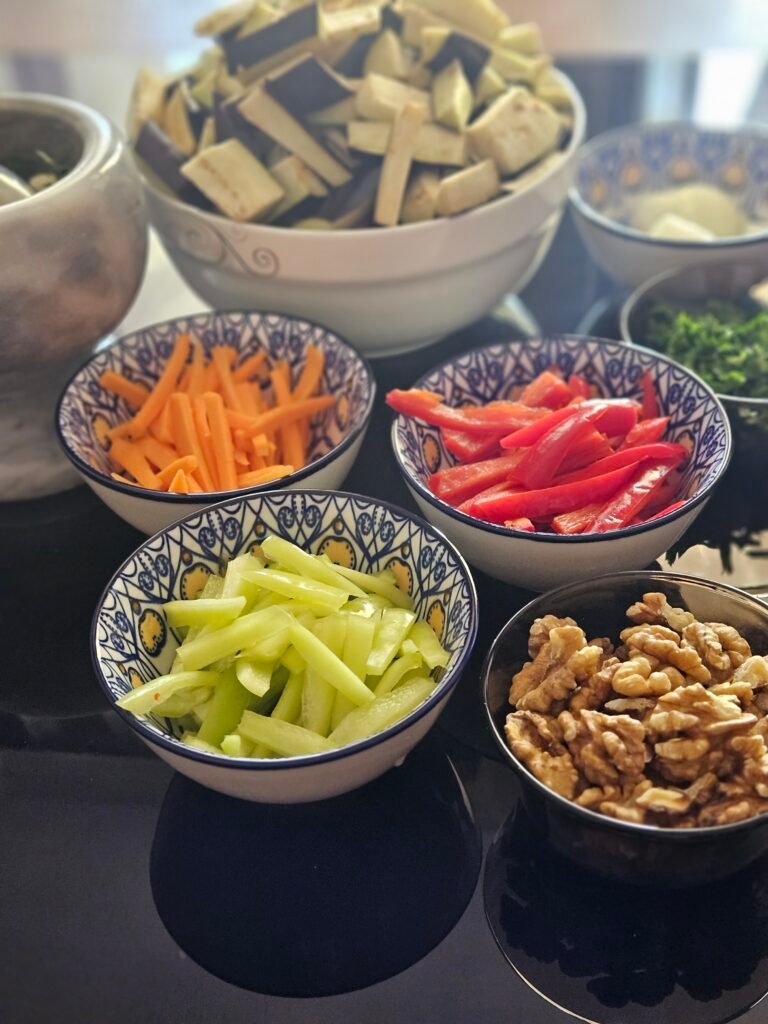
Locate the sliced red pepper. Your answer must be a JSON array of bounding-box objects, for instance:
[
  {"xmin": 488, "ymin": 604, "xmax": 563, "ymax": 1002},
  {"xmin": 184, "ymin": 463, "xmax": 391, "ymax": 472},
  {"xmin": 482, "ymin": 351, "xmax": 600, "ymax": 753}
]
[
  {"xmin": 553, "ymin": 442, "xmax": 688, "ymax": 486},
  {"xmin": 558, "ymin": 430, "xmax": 612, "ymax": 473},
  {"xmin": 504, "ymin": 517, "xmax": 536, "ymax": 532},
  {"xmin": 457, "ymin": 480, "xmax": 518, "ymax": 513},
  {"xmin": 644, "ymin": 499, "xmax": 688, "ymax": 523},
  {"xmin": 552, "ymin": 502, "xmax": 606, "ymax": 535},
  {"xmin": 519, "ymin": 371, "xmax": 573, "ymax": 409},
  {"xmin": 568, "ymin": 374, "xmax": 591, "ymax": 400},
  {"xmin": 442, "ymin": 430, "xmax": 505, "ymax": 463},
  {"xmin": 640, "ymin": 370, "xmax": 660, "ymax": 420},
  {"xmin": 384, "ymin": 389, "xmax": 443, "ymax": 416},
  {"xmin": 590, "ymin": 461, "xmax": 677, "ymax": 533},
  {"xmin": 620, "ymin": 417, "xmax": 671, "ymax": 448},
  {"xmin": 429, "ymin": 451, "xmax": 524, "ymax": 505},
  {"xmin": 500, "ymin": 399, "xmax": 640, "ymax": 449},
  {"xmin": 386, "ymin": 389, "xmax": 545, "ymax": 436},
  {"xmin": 469, "ymin": 464, "xmax": 637, "ymax": 524}
]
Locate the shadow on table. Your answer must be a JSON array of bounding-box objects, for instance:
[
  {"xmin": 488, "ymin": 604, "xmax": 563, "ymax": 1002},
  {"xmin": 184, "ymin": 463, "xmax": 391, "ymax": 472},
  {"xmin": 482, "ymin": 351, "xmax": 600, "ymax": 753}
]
[{"xmin": 149, "ymin": 735, "xmax": 481, "ymax": 997}]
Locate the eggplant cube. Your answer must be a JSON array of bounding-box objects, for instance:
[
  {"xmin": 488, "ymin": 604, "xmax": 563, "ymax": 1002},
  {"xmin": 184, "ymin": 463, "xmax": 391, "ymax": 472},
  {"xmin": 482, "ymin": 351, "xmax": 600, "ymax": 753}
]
[
  {"xmin": 413, "ymin": 0, "xmax": 508, "ymax": 43},
  {"xmin": 265, "ymin": 55, "xmax": 354, "ymax": 117},
  {"xmin": 466, "ymin": 86, "xmax": 560, "ymax": 175},
  {"xmin": 423, "ymin": 28, "xmax": 491, "ymax": 82},
  {"xmin": 499, "ymin": 22, "xmax": 543, "ymax": 54},
  {"xmin": 223, "ymin": 3, "xmax": 318, "ymax": 73},
  {"xmin": 432, "ymin": 59, "xmax": 472, "ymax": 131},
  {"xmin": 436, "ymin": 159, "xmax": 500, "ymax": 216},
  {"xmin": 181, "ymin": 138, "xmax": 285, "ymax": 221},
  {"xmin": 355, "ymin": 72, "xmax": 432, "ymax": 122},
  {"xmin": 128, "ymin": 67, "xmax": 167, "ymax": 142},
  {"xmin": 401, "ymin": 170, "xmax": 441, "ymax": 223},
  {"xmin": 363, "ymin": 28, "xmax": 409, "ymax": 80},
  {"xmin": 374, "ymin": 101, "xmax": 425, "ymax": 226}
]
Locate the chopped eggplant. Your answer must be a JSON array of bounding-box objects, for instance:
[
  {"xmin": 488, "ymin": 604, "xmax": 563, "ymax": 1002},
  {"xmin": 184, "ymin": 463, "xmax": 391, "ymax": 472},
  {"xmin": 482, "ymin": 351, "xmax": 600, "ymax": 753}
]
[
  {"xmin": 319, "ymin": 4, "xmax": 382, "ymax": 47},
  {"xmin": 181, "ymin": 138, "xmax": 284, "ymax": 221},
  {"xmin": 179, "ymin": 80, "xmax": 208, "ymax": 136},
  {"xmin": 309, "ymin": 95, "xmax": 358, "ymax": 126},
  {"xmin": 235, "ymin": 1, "xmax": 280, "ymax": 39},
  {"xmin": 198, "ymin": 115, "xmax": 217, "ymax": 151},
  {"xmin": 535, "ymin": 67, "xmax": 573, "ymax": 110},
  {"xmin": 500, "ymin": 151, "xmax": 566, "ymax": 194},
  {"xmin": 374, "ymin": 101, "xmax": 425, "ymax": 226},
  {"xmin": 363, "ymin": 28, "xmax": 409, "ymax": 79},
  {"xmin": 348, "ymin": 119, "xmax": 467, "ymax": 166},
  {"xmin": 397, "ymin": 3, "xmax": 453, "ymax": 47},
  {"xmin": 269, "ymin": 153, "xmax": 328, "ymax": 219},
  {"xmin": 474, "ymin": 64, "xmax": 505, "ymax": 106},
  {"xmin": 355, "ymin": 72, "xmax": 432, "ymax": 122},
  {"xmin": 222, "ymin": 2, "xmax": 318, "ymax": 73},
  {"xmin": 414, "ymin": 0, "xmax": 508, "ymax": 43},
  {"xmin": 321, "ymin": 127, "xmax": 361, "ymax": 170},
  {"xmin": 194, "ymin": 0, "xmax": 255, "ymax": 37},
  {"xmin": 214, "ymin": 64, "xmax": 246, "ymax": 98},
  {"xmin": 163, "ymin": 85, "xmax": 198, "ymax": 156},
  {"xmin": 189, "ymin": 69, "xmax": 219, "ymax": 109},
  {"xmin": 128, "ymin": 68, "xmax": 167, "ymax": 142},
  {"xmin": 332, "ymin": 33, "xmax": 378, "ymax": 77},
  {"xmin": 436, "ymin": 158, "xmax": 499, "ymax": 215},
  {"xmin": 407, "ymin": 64, "xmax": 433, "ymax": 89},
  {"xmin": 265, "ymin": 54, "xmax": 353, "ymax": 116},
  {"xmin": 318, "ymin": 164, "xmax": 381, "ymax": 227},
  {"xmin": 422, "ymin": 28, "xmax": 491, "ymax": 82},
  {"xmin": 466, "ymin": 85, "xmax": 560, "ymax": 175},
  {"xmin": 214, "ymin": 95, "xmax": 270, "ymax": 157},
  {"xmin": 238, "ymin": 85, "xmax": 352, "ymax": 186},
  {"xmin": 499, "ymin": 22, "xmax": 543, "ymax": 54},
  {"xmin": 293, "ymin": 217, "xmax": 334, "ymax": 229},
  {"xmin": 490, "ymin": 49, "xmax": 550, "ymax": 84},
  {"xmin": 431, "ymin": 59, "xmax": 472, "ymax": 131},
  {"xmin": 401, "ymin": 170, "xmax": 441, "ymax": 222},
  {"xmin": 135, "ymin": 120, "xmax": 190, "ymax": 193}
]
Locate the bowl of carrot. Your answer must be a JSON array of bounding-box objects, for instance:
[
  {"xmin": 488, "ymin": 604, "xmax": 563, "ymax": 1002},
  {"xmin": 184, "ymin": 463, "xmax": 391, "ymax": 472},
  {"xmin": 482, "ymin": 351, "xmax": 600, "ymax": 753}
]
[
  {"xmin": 56, "ymin": 311, "xmax": 375, "ymax": 534},
  {"xmin": 389, "ymin": 335, "xmax": 731, "ymax": 591}
]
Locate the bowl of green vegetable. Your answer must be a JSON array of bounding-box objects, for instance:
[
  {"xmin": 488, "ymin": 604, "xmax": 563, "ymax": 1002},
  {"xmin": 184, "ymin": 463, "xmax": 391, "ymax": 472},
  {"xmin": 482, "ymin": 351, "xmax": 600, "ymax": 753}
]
[
  {"xmin": 91, "ymin": 489, "xmax": 477, "ymax": 803},
  {"xmin": 621, "ymin": 261, "xmax": 768, "ymax": 430}
]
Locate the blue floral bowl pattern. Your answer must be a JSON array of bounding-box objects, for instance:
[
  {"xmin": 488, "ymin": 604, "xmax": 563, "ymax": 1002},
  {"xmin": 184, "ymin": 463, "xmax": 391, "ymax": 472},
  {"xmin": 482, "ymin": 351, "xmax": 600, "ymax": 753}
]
[
  {"xmin": 57, "ymin": 311, "xmax": 375, "ymax": 504},
  {"xmin": 392, "ymin": 335, "xmax": 731, "ymax": 542},
  {"xmin": 571, "ymin": 120, "xmax": 768, "ymax": 241},
  {"xmin": 91, "ymin": 490, "xmax": 478, "ymax": 779}
]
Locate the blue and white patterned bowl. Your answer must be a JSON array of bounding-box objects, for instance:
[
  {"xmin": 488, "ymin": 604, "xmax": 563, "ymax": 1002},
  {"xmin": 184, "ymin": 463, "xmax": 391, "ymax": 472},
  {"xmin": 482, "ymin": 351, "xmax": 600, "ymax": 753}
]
[
  {"xmin": 91, "ymin": 489, "xmax": 478, "ymax": 803},
  {"xmin": 57, "ymin": 312, "xmax": 375, "ymax": 534},
  {"xmin": 569, "ymin": 121, "xmax": 768, "ymax": 288},
  {"xmin": 391, "ymin": 335, "xmax": 732, "ymax": 591}
]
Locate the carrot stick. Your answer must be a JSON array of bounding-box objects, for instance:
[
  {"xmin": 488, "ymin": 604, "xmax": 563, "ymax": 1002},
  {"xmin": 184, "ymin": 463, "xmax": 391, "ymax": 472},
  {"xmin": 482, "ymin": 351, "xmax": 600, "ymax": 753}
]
[
  {"xmin": 110, "ymin": 438, "xmax": 161, "ymax": 489},
  {"xmin": 249, "ymin": 382, "xmax": 263, "ymax": 413},
  {"xmin": 234, "ymin": 449, "xmax": 250, "ymax": 467},
  {"xmin": 186, "ymin": 471, "xmax": 204, "ymax": 492},
  {"xmin": 149, "ymin": 401, "xmax": 175, "ymax": 445},
  {"xmin": 271, "ymin": 365, "xmax": 305, "ymax": 471},
  {"xmin": 203, "ymin": 364, "xmax": 219, "ymax": 392},
  {"xmin": 293, "ymin": 346, "xmax": 325, "ymax": 400},
  {"xmin": 204, "ymin": 391, "xmax": 238, "ymax": 491},
  {"xmin": 237, "ymin": 465, "xmax": 295, "ymax": 488},
  {"xmin": 99, "ymin": 370, "xmax": 149, "ymax": 409},
  {"xmin": 157, "ymin": 455, "xmax": 198, "ymax": 487},
  {"xmin": 188, "ymin": 337, "xmax": 205, "ymax": 395},
  {"xmin": 111, "ymin": 472, "xmax": 137, "ymax": 486},
  {"xmin": 121, "ymin": 333, "xmax": 191, "ymax": 439},
  {"xmin": 169, "ymin": 393, "xmax": 216, "ymax": 491},
  {"xmin": 168, "ymin": 468, "xmax": 191, "ymax": 494},
  {"xmin": 212, "ymin": 346, "xmax": 244, "ymax": 412},
  {"xmin": 192, "ymin": 395, "xmax": 219, "ymax": 490},
  {"xmin": 243, "ymin": 395, "xmax": 336, "ymax": 438},
  {"xmin": 252, "ymin": 434, "xmax": 275, "ymax": 458},
  {"xmin": 137, "ymin": 436, "xmax": 178, "ymax": 471},
  {"xmin": 233, "ymin": 350, "xmax": 267, "ymax": 382},
  {"xmin": 235, "ymin": 382, "xmax": 259, "ymax": 417},
  {"xmin": 225, "ymin": 409, "xmax": 261, "ymax": 431}
]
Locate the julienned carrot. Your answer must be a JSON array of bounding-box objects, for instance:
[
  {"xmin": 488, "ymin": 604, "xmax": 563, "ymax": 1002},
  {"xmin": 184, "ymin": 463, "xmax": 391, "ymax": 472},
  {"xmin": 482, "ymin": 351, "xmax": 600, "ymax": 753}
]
[
  {"xmin": 168, "ymin": 468, "xmax": 191, "ymax": 494},
  {"xmin": 233, "ymin": 350, "xmax": 267, "ymax": 382},
  {"xmin": 151, "ymin": 401, "xmax": 175, "ymax": 445},
  {"xmin": 188, "ymin": 338, "xmax": 205, "ymax": 394},
  {"xmin": 169, "ymin": 392, "xmax": 216, "ymax": 491},
  {"xmin": 235, "ymin": 382, "xmax": 259, "ymax": 417},
  {"xmin": 243, "ymin": 395, "xmax": 336, "ymax": 438},
  {"xmin": 110, "ymin": 438, "xmax": 161, "ymax": 489},
  {"xmin": 157, "ymin": 455, "xmax": 198, "ymax": 487},
  {"xmin": 192, "ymin": 394, "xmax": 218, "ymax": 489},
  {"xmin": 212, "ymin": 346, "xmax": 243, "ymax": 412},
  {"xmin": 293, "ymin": 345, "xmax": 325, "ymax": 401},
  {"xmin": 204, "ymin": 391, "xmax": 238, "ymax": 491},
  {"xmin": 271, "ymin": 363, "xmax": 305, "ymax": 471},
  {"xmin": 137, "ymin": 436, "xmax": 178, "ymax": 471},
  {"xmin": 237, "ymin": 465, "xmax": 295, "ymax": 487},
  {"xmin": 99, "ymin": 370, "xmax": 149, "ymax": 409},
  {"xmin": 122, "ymin": 334, "xmax": 191, "ymax": 439}
]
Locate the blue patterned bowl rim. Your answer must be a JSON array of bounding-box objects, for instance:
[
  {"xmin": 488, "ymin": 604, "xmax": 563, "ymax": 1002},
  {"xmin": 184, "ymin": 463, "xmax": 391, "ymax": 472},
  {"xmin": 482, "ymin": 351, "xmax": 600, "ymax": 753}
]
[
  {"xmin": 90, "ymin": 489, "xmax": 479, "ymax": 770},
  {"xmin": 55, "ymin": 310, "xmax": 376, "ymax": 503},
  {"xmin": 619, "ymin": 263, "xmax": 768, "ymax": 410},
  {"xmin": 390, "ymin": 334, "xmax": 733, "ymax": 544},
  {"xmin": 483, "ymin": 569, "xmax": 768, "ymax": 838},
  {"xmin": 569, "ymin": 119, "xmax": 768, "ymax": 249}
]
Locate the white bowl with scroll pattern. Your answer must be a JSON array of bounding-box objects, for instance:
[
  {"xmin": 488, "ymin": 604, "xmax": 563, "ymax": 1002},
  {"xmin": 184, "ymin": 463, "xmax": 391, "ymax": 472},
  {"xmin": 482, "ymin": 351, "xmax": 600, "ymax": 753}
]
[
  {"xmin": 57, "ymin": 311, "xmax": 375, "ymax": 534},
  {"xmin": 91, "ymin": 490, "xmax": 478, "ymax": 803},
  {"xmin": 391, "ymin": 335, "xmax": 732, "ymax": 591}
]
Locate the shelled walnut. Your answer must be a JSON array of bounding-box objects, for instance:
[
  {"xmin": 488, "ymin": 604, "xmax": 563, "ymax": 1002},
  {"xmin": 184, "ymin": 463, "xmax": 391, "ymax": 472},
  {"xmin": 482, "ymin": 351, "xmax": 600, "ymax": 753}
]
[{"xmin": 504, "ymin": 593, "xmax": 768, "ymax": 829}]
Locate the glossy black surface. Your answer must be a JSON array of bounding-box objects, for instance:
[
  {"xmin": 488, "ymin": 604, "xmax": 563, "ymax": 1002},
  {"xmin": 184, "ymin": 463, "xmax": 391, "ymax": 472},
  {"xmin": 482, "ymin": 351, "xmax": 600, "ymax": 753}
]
[{"xmin": 3, "ymin": 57, "xmax": 768, "ymax": 1024}]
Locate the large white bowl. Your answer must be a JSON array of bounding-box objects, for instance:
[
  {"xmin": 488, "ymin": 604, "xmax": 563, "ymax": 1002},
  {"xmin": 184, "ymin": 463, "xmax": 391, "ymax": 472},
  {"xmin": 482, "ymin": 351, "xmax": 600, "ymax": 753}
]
[
  {"xmin": 391, "ymin": 335, "xmax": 732, "ymax": 591},
  {"xmin": 57, "ymin": 311, "xmax": 375, "ymax": 534},
  {"xmin": 141, "ymin": 72, "xmax": 586, "ymax": 358},
  {"xmin": 569, "ymin": 121, "xmax": 768, "ymax": 289},
  {"xmin": 91, "ymin": 490, "xmax": 478, "ymax": 803}
]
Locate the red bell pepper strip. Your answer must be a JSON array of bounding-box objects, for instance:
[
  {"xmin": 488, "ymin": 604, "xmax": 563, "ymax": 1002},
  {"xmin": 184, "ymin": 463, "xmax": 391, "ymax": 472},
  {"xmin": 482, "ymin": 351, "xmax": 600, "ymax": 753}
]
[
  {"xmin": 644, "ymin": 499, "xmax": 687, "ymax": 523},
  {"xmin": 519, "ymin": 371, "xmax": 573, "ymax": 409},
  {"xmin": 499, "ymin": 399, "xmax": 640, "ymax": 449},
  {"xmin": 442, "ymin": 430, "xmax": 505, "ymax": 463},
  {"xmin": 429, "ymin": 451, "xmax": 524, "ymax": 505},
  {"xmin": 552, "ymin": 502, "xmax": 606, "ymax": 535},
  {"xmin": 558, "ymin": 430, "xmax": 612, "ymax": 473},
  {"xmin": 620, "ymin": 417, "xmax": 671, "ymax": 448},
  {"xmin": 640, "ymin": 370, "xmax": 660, "ymax": 420},
  {"xmin": 457, "ymin": 481, "xmax": 518, "ymax": 513},
  {"xmin": 504, "ymin": 517, "xmax": 536, "ymax": 532},
  {"xmin": 469, "ymin": 464, "xmax": 637, "ymax": 524},
  {"xmin": 568, "ymin": 374, "xmax": 591, "ymax": 400},
  {"xmin": 553, "ymin": 442, "xmax": 688, "ymax": 486},
  {"xmin": 590, "ymin": 462, "xmax": 677, "ymax": 533},
  {"xmin": 386, "ymin": 390, "xmax": 545, "ymax": 436}
]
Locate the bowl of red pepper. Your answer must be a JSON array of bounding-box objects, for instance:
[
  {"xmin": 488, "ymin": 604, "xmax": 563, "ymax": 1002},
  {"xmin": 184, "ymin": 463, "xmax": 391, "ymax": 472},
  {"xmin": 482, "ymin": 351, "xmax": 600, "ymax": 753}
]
[{"xmin": 388, "ymin": 335, "xmax": 732, "ymax": 591}]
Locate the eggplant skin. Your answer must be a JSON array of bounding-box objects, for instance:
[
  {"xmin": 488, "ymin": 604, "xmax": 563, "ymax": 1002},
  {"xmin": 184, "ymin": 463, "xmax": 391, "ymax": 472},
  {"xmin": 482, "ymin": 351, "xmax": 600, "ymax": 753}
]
[
  {"xmin": 426, "ymin": 32, "xmax": 491, "ymax": 83},
  {"xmin": 221, "ymin": 3, "xmax": 318, "ymax": 73},
  {"xmin": 265, "ymin": 56, "xmax": 353, "ymax": 118}
]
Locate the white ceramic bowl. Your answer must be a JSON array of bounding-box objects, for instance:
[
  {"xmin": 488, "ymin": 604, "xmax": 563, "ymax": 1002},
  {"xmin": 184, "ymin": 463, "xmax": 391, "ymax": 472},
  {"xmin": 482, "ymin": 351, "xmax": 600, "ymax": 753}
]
[
  {"xmin": 141, "ymin": 72, "xmax": 586, "ymax": 358},
  {"xmin": 91, "ymin": 490, "xmax": 478, "ymax": 803},
  {"xmin": 57, "ymin": 311, "xmax": 375, "ymax": 534},
  {"xmin": 569, "ymin": 121, "xmax": 768, "ymax": 290},
  {"xmin": 391, "ymin": 335, "xmax": 732, "ymax": 591}
]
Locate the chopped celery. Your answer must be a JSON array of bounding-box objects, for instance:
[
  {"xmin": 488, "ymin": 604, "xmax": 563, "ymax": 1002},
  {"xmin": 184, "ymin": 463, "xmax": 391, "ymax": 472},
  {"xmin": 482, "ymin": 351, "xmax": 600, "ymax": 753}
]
[
  {"xmin": 200, "ymin": 574, "xmax": 225, "ymax": 599},
  {"xmin": 238, "ymin": 710, "xmax": 336, "ymax": 757},
  {"xmin": 407, "ymin": 621, "xmax": 451, "ymax": 670},
  {"xmin": 176, "ymin": 607, "xmax": 289, "ymax": 670},
  {"xmin": 342, "ymin": 613, "xmax": 376, "ymax": 681},
  {"xmin": 271, "ymin": 672, "xmax": 305, "ymax": 723},
  {"xmin": 261, "ymin": 535, "xmax": 366, "ymax": 597},
  {"xmin": 281, "ymin": 647, "xmax": 305, "ymax": 674},
  {"xmin": 366, "ymin": 608, "xmax": 416, "ymax": 676},
  {"xmin": 222, "ymin": 553, "xmax": 264, "ymax": 602},
  {"xmin": 400, "ymin": 638, "xmax": 419, "ymax": 657},
  {"xmin": 221, "ymin": 733, "xmax": 254, "ymax": 758},
  {"xmin": 242, "ymin": 569, "xmax": 349, "ymax": 612},
  {"xmin": 331, "ymin": 563, "xmax": 412, "ymax": 609},
  {"xmin": 197, "ymin": 668, "xmax": 254, "ymax": 746},
  {"xmin": 288, "ymin": 621, "xmax": 375, "ymax": 706},
  {"xmin": 116, "ymin": 670, "xmax": 220, "ymax": 715},
  {"xmin": 330, "ymin": 691, "xmax": 355, "ymax": 731},
  {"xmin": 164, "ymin": 596, "xmax": 246, "ymax": 628},
  {"xmin": 181, "ymin": 733, "xmax": 221, "ymax": 754},
  {"xmin": 301, "ymin": 618, "xmax": 344, "ymax": 736},
  {"xmin": 152, "ymin": 686, "xmax": 213, "ymax": 717},
  {"xmin": 250, "ymin": 665, "xmax": 290, "ymax": 716},
  {"xmin": 373, "ymin": 651, "xmax": 424, "ymax": 697},
  {"xmin": 235, "ymin": 657, "xmax": 273, "ymax": 697},
  {"xmin": 329, "ymin": 677, "xmax": 436, "ymax": 746},
  {"xmin": 242, "ymin": 627, "xmax": 291, "ymax": 662},
  {"xmin": 344, "ymin": 596, "xmax": 389, "ymax": 617}
]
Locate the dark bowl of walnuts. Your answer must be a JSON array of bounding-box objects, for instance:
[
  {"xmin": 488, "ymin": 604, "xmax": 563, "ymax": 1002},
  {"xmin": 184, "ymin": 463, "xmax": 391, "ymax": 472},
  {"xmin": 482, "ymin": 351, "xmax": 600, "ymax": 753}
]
[{"xmin": 483, "ymin": 571, "xmax": 768, "ymax": 885}]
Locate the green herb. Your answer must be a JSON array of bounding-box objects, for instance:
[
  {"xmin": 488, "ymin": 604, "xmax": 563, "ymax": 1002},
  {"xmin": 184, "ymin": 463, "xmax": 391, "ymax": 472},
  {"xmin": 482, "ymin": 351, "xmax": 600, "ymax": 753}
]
[{"xmin": 643, "ymin": 300, "xmax": 768, "ymax": 399}]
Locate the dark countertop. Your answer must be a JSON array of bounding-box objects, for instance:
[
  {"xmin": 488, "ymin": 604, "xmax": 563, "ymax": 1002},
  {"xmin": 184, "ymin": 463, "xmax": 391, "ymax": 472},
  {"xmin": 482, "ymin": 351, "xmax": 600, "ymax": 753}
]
[{"xmin": 2, "ymin": 57, "xmax": 768, "ymax": 1024}]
